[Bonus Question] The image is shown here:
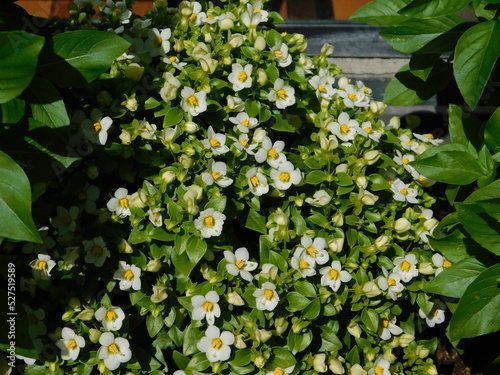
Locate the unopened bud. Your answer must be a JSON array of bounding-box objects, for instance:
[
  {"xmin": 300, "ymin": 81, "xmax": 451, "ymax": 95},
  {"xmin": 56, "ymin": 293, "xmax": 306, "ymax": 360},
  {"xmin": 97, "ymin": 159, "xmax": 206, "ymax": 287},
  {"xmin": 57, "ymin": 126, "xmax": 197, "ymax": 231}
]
[
  {"xmin": 274, "ymin": 316, "xmax": 289, "ymax": 334},
  {"xmin": 338, "ymin": 77, "xmax": 350, "ymax": 89},
  {"xmin": 320, "ymin": 43, "xmax": 334, "ymax": 57},
  {"xmin": 313, "ymin": 353, "xmax": 328, "ymax": 373},
  {"xmin": 75, "ymin": 308, "xmax": 94, "ymax": 321},
  {"xmin": 363, "ymin": 150, "xmax": 380, "ymax": 165},
  {"xmin": 389, "ymin": 116, "xmax": 400, "ymax": 130},
  {"xmin": 184, "ymin": 121, "xmax": 198, "ymax": 133},
  {"xmin": 360, "ymin": 190, "xmax": 378, "ymax": 206},
  {"xmin": 350, "ymin": 364, "xmax": 367, "ymax": 375},
  {"xmin": 146, "ymin": 258, "xmax": 162, "ymax": 272},
  {"xmin": 234, "ymin": 334, "xmax": 246, "ymax": 349},
  {"xmin": 418, "ymin": 262, "xmax": 434, "ymax": 275},
  {"xmin": 362, "ymin": 281, "xmax": 381, "ymax": 297},
  {"xmin": 332, "ymin": 212, "xmax": 344, "ymax": 227},
  {"xmin": 374, "ymin": 235, "xmax": 390, "ymax": 251},
  {"xmin": 347, "ymin": 320, "xmax": 362, "ymax": 338},
  {"xmin": 150, "ymin": 285, "xmax": 168, "ymax": 303},
  {"xmin": 335, "ymin": 163, "xmax": 348, "ymax": 173},
  {"xmin": 227, "ymin": 291, "xmax": 245, "ymax": 306},
  {"xmin": 329, "ymin": 357, "xmax": 345, "ymax": 374},
  {"xmin": 394, "ymin": 218, "xmax": 411, "ymax": 233},
  {"xmin": 254, "ymin": 35, "xmax": 266, "ymax": 51},
  {"xmin": 124, "ymin": 63, "xmax": 145, "ymax": 82},
  {"xmin": 256, "ymin": 68, "xmax": 268, "ymax": 86},
  {"xmin": 228, "ymin": 33, "xmax": 245, "ymax": 49},
  {"xmin": 396, "ymin": 333, "xmax": 414, "ymax": 347},
  {"xmin": 328, "ymin": 237, "xmax": 344, "ymax": 253},
  {"xmin": 370, "ymin": 100, "xmax": 387, "ymax": 114}
]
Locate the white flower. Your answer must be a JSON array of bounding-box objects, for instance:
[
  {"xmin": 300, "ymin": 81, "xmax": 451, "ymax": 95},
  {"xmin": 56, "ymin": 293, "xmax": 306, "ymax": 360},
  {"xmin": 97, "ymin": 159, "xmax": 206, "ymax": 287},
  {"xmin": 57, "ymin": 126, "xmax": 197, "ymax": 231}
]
[
  {"xmin": 229, "ymin": 112, "xmax": 258, "ymax": 133},
  {"xmin": 268, "ymin": 78, "xmax": 295, "ymax": 109},
  {"xmin": 291, "ymin": 249, "xmax": 317, "ymax": 278},
  {"xmin": 194, "ymin": 208, "xmax": 226, "ymax": 238},
  {"xmin": 297, "ymin": 235, "xmax": 329, "ymax": 265},
  {"xmin": 399, "ymin": 134, "xmax": 419, "ymax": 152},
  {"xmin": 377, "ymin": 267, "xmax": 405, "ymax": 301},
  {"xmin": 393, "ymin": 150, "xmax": 416, "ymax": 174},
  {"xmin": 181, "ymin": 87, "xmax": 207, "ymax": 117},
  {"xmin": 266, "ymin": 365, "xmax": 295, "ymax": 375},
  {"xmin": 358, "ymin": 121, "xmax": 383, "ymax": 142},
  {"xmin": 270, "ymin": 43, "xmax": 292, "ymax": 67},
  {"xmin": 192, "ymin": 291, "xmax": 221, "ymax": 325},
  {"xmin": 147, "ymin": 207, "xmax": 163, "ymax": 227},
  {"xmin": 330, "ymin": 112, "xmax": 360, "ymax": 144},
  {"xmin": 146, "ymin": 28, "xmax": 171, "ymax": 57},
  {"xmin": 82, "ymin": 108, "xmax": 112, "ymax": 145},
  {"xmin": 83, "ymin": 236, "xmax": 110, "ymax": 267},
  {"xmin": 418, "ymin": 300, "xmax": 446, "ymax": 327},
  {"xmin": 432, "ymin": 253, "xmax": 452, "ymax": 275},
  {"xmin": 228, "ymin": 63, "xmax": 253, "ymax": 91},
  {"xmin": 29, "ymin": 254, "xmax": 56, "ymax": 279},
  {"xmin": 254, "ymin": 136, "xmax": 287, "ymax": 168},
  {"xmin": 270, "ymin": 161, "xmax": 301, "ymax": 190},
  {"xmin": 107, "ymin": 188, "xmax": 132, "ymax": 218},
  {"xmin": 198, "ymin": 12, "xmax": 226, "ymax": 24},
  {"xmin": 197, "ymin": 326, "xmax": 234, "ymax": 362},
  {"xmin": 368, "ymin": 357, "xmax": 391, "ymax": 375},
  {"xmin": 224, "ymin": 247, "xmax": 258, "ymax": 281},
  {"xmin": 113, "ymin": 261, "xmax": 142, "ymax": 291},
  {"xmin": 95, "ymin": 306, "xmax": 126, "ymax": 331},
  {"xmin": 414, "ymin": 132, "xmax": 443, "ymax": 146},
  {"xmin": 103, "ymin": 1, "xmax": 132, "ymax": 24},
  {"xmin": 319, "ymin": 261, "xmax": 352, "ymax": 292},
  {"xmin": 56, "ymin": 327, "xmax": 85, "ymax": 361},
  {"xmin": 226, "ymin": 95, "xmax": 245, "ymax": 112},
  {"xmin": 229, "ymin": 134, "xmax": 258, "ymax": 155},
  {"xmin": 305, "ymin": 190, "xmax": 332, "ymax": 207},
  {"xmin": 137, "ymin": 119, "xmax": 157, "ymax": 140},
  {"xmin": 241, "ymin": 8, "xmax": 264, "ymax": 28},
  {"xmin": 246, "ymin": 167, "xmax": 269, "ymax": 196},
  {"xmin": 186, "ymin": 1, "xmax": 203, "ymax": 25},
  {"xmin": 202, "ymin": 126, "xmax": 230, "ymax": 155},
  {"xmin": 393, "ymin": 254, "xmax": 419, "ymax": 282},
  {"xmin": 97, "ymin": 332, "xmax": 132, "ymax": 371},
  {"xmin": 162, "ymin": 55, "xmax": 187, "ymax": 70},
  {"xmin": 160, "ymin": 72, "xmax": 181, "ymax": 102},
  {"xmin": 390, "ymin": 179, "xmax": 419, "ymax": 204},
  {"xmin": 254, "ymin": 282, "xmax": 280, "ymax": 311},
  {"xmin": 247, "ymin": 1, "xmax": 268, "ymax": 22},
  {"xmin": 309, "ymin": 75, "xmax": 336, "ymax": 100},
  {"xmin": 337, "ymin": 84, "xmax": 370, "ymax": 108},
  {"xmin": 379, "ymin": 316, "xmax": 403, "ymax": 340},
  {"xmin": 201, "ymin": 160, "xmax": 233, "ymax": 187}
]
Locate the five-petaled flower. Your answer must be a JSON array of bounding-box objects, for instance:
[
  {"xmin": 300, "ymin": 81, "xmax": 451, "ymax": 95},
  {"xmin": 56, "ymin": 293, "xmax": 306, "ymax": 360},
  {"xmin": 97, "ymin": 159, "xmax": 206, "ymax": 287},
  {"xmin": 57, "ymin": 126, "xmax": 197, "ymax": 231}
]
[
  {"xmin": 268, "ymin": 78, "xmax": 295, "ymax": 109},
  {"xmin": 319, "ymin": 260, "xmax": 352, "ymax": 292},
  {"xmin": 224, "ymin": 247, "xmax": 258, "ymax": 281},
  {"xmin": 95, "ymin": 306, "xmax": 126, "ymax": 331},
  {"xmin": 197, "ymin": 326, "xmax": 235, "ymax": 362},
  {"xmin": 113, "ymin": 261, "xmax": 142, "ymax": 291},
  {"xmin": 181, "ymin": 87, "xmax": 207, "ymax": 117},
  {"xmin": 30, "ymin": 254, "xmax": 56, "ymax": 279},
  {"xmin": 192, "ymin": 291, "xmax": 221, "ymax": 325},
  {"xmin": 107, "ymin": 188, "xmax": 132, "ymax": 218},
  {"xmin": 228, "ymin": 63, "xmax": 253, "ymax": 91},
  {"xmin": 82, "ymin": 108, "xmax": 113, "ymax": 145},
  {"xmin": 194, "ymin": 208, "xmax": 226, "ymax": 238},
  {"xmin": 97, "ymin": 332, "xmax": 132, "ymax": 371},
  {"xmin": 253, "ymin": 282, "xmax": 280, "ymax": 311},
  {"xmin": 56, "ymin": 327, "xmax": 85, "ymax": 361}
]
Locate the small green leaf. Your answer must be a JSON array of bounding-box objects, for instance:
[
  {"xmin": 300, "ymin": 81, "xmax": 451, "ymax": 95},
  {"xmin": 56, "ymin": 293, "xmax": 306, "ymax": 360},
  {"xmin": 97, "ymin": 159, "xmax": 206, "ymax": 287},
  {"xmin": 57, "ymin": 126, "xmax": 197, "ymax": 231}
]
[
  {"xmin": 350, "ymin": 0, "xmax": 411, "ymax": 26},
  {"xmin": 245, "ymin": 208, "xmax": 266, "ymax": 234},
  {"xmin": 285, "ymin": 292, "xmax": 311, "ymax": 312},
  {"xmin": 162, "ymin": 107, "xmax": 184, "ymax": 127},
  {"xmin": 185, "ymin": 235, "xmax": 207, "ymax": 264},
  {"xmin": 205, "ymin": 196, "xmax": 227, "ymax": 212},
  {"xmin": 424, "ymin": 257, "xmax": 487, "ymax": 298},
  {"xmin": 271, "ymin": 347, "xmax": 296, "ymax": 368},
  {"xmin": 146, "ymin": 314, "xmax": 164, "ymax": 338},
  {"xmin": 306, "ymin": 170, "xmax": 327, "ymax": 184},
  {"xmin": 361, "ymin": 308, "xmax": 379, "ymax": 333},
  {"xmin": 229, "ymin": 348, "xmax": 252, "ymax": 367},
  {"xmin": 454, "ymin": 20, "xmax": 500, "ymax": 110},
  {"xmin": 449, "ymin": 263, "xmax": 500, "ymax": 341},
  {"xmin": 0, "ymin": 31, "xmax": 45, "ymax": 103},
  {"xmin": 303, "ymin": 298, "xmax": 321, "ymax": 320},
  {"xmin": 266, "ymin": 29, "xmax": 283, "ymax": 47}
]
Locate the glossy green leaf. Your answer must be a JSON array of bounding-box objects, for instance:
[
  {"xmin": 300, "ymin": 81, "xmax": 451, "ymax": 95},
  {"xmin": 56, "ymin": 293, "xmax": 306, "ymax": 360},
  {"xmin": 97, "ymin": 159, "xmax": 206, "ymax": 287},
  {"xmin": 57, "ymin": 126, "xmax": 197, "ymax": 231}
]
[
  {"xmin": 27, "ymin": 77, "xmax": 69, "ymax": 128},
  {"xmin": 380, "ymin": 15, "xmax": 464, "ymax": 53},
  {"xmin": 0, "ymin": 151, "xmax": 41, "ymax": 242},
  {"xmin": 428, "ymin": 227, "xmax": 485, "ymax": 263},
  {"xmin": 162, "ymin": 107, "xmax": 184, "ymax": 127},
  {"xmin": 1, "ymin": 97, "xmax": 25, "ymax": 124},
  {"xmin": 245, "ymin": 208, "xmax": 266, "ymax": 234},
  {"xmin": 186, "ymin": 235, "xmax": 207, "ymax": 263},
  {"xmin": 303, "ymin": 298, "xmax": 321, "ymax": 320},
  {"xmin": 454, "ymin": 20, "xmax": 500, "ymax": 110},
  {"xmin": 424, "ymin": 257, "xmax": 487, "ymax": 298},
  {"xmin": 485, "ymin": 106, "xmax": 500, "ymax": 153},
  {"xmin": 266, "ymin": 29, "xmax": 283, "ymax": 47},
  {"xmin": 40, "ymin": 30, "xmax": 130, "ymax": 85},
  {"xmin": 285, "ymin": 292, "xmax": 311, "ymax": 312},
  {"xmin": 306, "ymin": 170, "xmax": 328, "ymax": 184},
  {"xmin": 0, "ymin": 31, "xmax": 44, "ymax": 103},
  {"xmin": 458, "ymin": 202, "xmax": 500, "ymax": 256},
  {"xmin": 287, "ymin": 330, "xmax": 313, "ymax": 354},
  {"xmin": 449, "ymin": 263, "xmax": 500, "ymax": 341},
  {"xmin": 411, "ymin": 143, "xmax": 485, "ymax": 185},
  {"xmin": 399, "ymin": 0, "xmax": 471, "ymax": 17},
  {"xmin": 361, "ymin": 308, "xmax": 379, "ymax": 333},
  {"xmin": 319, "ymin": 325, "xmax": 343, "ymax": 351},
  {"xmin": 448, "ymin": 104, "xmax": 484, "ymax": 154},
  {"xmin": 350, "ymin": 0, "xmax": 411, "ymax": 26},
  {"xmin": 272, "ymin": 347, "xmax": 296, "ymax": 368},
  {"xmin": 146, "ymin": 315, "xmax": 164, "ymax": 338}
]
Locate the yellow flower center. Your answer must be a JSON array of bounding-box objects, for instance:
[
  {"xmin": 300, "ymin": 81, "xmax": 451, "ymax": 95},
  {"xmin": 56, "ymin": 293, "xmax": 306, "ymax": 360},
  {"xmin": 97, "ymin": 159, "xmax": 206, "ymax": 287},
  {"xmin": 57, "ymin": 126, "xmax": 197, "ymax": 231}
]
[
  {"xmin": 253, "ymin": 9, "xmax": 261, "ymax": 13},
  {"xmin": 207, "ymin": 16, "xmax": 214, "ymax": 20},
  {"xmin": 124, "ymin": 269, "xmax": 134, "ymax": 280},
  {"xmin": 400, "ymin": 188, "xmax": 408, "ymax": 195},
  {"xmin": 204, "ymin": 216, "xmax": 215, "ymax": 228},
  {"xmin": 250, "ymin": 175, "xmax": 260, "ymax": 187},
  {"xmin": 274, "ymin": 50, "xmax": 283, "ymax": 58},
  {"xmin": 274, "ymin": 369, "xmax": 285, "ymax": 375},
  {"xmin": 443, "ymin": 260, "xmax": 452, "ymax": 268},
  {"xmin": 189, "ymin": 13, "xmax": 197, "ymax": 22},
  {"xmin": 387, "ymin": 278, "xmax": 396, "ymax": 286},
  {"xmin": 364, "ymin": 126, "xmax": 373, "ymax": 133},
  {"xmin": 400, "ymin": 261, "xmax": 411, "ymax": 272},
  {"xmin": 405, "ymin": 139, "xmax": 413, "ymax": 146},
  {"xmin": 382, "ymin": 319, "xmax": 389, "ymax": 328},
  {"xmin": 212, "ymin": 171, "xmax": 222, "ymax": 180},
  {"xmin": 211, "ymin": 338, "xmax": 222, "ymax": 349},
  {"xmin": 329, "ymin": 268, "xmax": 339, "ymax": 280},
  {"xmin": 169, "ymin": 56, "xmax": 177, "ymax": 62},
  {"xmin": 93, "ymin": 121, "xmax": 102, "ymax": 132},
  {"xmin": 418, "ymin": 177, "xmax": 426, "ymax": 182},
  {"xmin": 38, "ymin": 260, "xmax": 47, "ymax": 270},
  {"xmin": 203, "ymin": 301, "xmax": 213, "ymax": 312},
  {"xmin": 235, "ymin": 259, "xmax": 245, "ymax": 269},
  {"xmin": 154, "ymin": 36, "xmax": 163, "ymax": 46},
  {"xmin": 279, "ymin": 172, "xmax": 290, "ymax": 182},
  {"xmin": 237, "ymin": 71, "xmax": 248, "ymax": 82},
  {"xmin": 187, "ymin": 95, "xmax": 198, "ymax": 106},
  {"xmin": 299, "ymin": 260, "xmax": 309, "ymax": 269},
  {"xmin": 363, "ymin": 86, "xmax": 370, "ymax": 94},
  {"xmin": 348, "ymin": 93, "xmax": 358, "ymax": 100},
  {"xmin": 66, "ymin": 339, "xmax": 77, "ymax": 350},
  {"xmin": 306, "ymin": 246, "xmax": 317, "ymax": 257},
  {"xmin": 402, "ymin": 158, "xmax": 410, "ymax": 164},
  {"xmin": 92, "ymin": 245, "xmax": 102, "ymax": 256},
  {"xmin": 426, "ymin": 133, "xmax": 434, "ymax": 139},
  {"xmin": 268, "ymin": 148, "xmax": 278, "ymax": 159},
  {"xmin": 340, "ymin": 124, "xmax": 350, "ymax": 134},
  {"xmin": 432, "ymin": 308, "xmax": 440, "ymax": 317},
  {"xmin": 241, "ymin": 119, "xmax": 249, "ymax": 127},
  {"xmin": 240, "ymin": 138, "xmax": 249, "ymax": 147},
  {"xmin": 119, "ymin": 198, "xmax": 129, "ymax": 208},
  {"xmin": 277, "ymin": 89, "xmax": 288, "ymax": 99},
  {"xmin": 264, "ymin": 289, "xmax": 274, "ymax": 300},
  {"xmin": 106, "ymin": 310, "xmax": 117, "ymax": 321},
  {"xmin": 318, "ymin": 85, "xmax": 326, "ymax": 92},
  {"xmin": 374, "ymin": 365, "xmax": 384, "ymax": 375},
  {"xmin": 108, "ymin": 343, "xmax": 120, "ymax": 354},
  {"xmin": 209, "ymin": 138, "xmax": 220, "ymax": 147}
]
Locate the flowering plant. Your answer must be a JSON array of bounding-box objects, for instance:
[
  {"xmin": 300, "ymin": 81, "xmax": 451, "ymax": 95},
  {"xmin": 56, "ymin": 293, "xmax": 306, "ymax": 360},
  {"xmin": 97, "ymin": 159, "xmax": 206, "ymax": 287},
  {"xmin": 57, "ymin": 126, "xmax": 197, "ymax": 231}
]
[{"xmin": 0, "ymin": 1, "xmax": 452, "ymax": 374}]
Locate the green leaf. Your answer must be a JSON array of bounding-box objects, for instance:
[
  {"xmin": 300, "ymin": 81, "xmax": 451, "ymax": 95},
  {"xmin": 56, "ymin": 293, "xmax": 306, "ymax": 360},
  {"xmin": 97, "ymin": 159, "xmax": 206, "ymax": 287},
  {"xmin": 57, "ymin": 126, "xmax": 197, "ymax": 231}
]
[
  {"xmin": 303, "ymin": 298, "xmax": 321, "ymax": 320},
  {"xmin": 285, "ymin": 292, "xmax": 311, "ymax": 312},
  {"xmin": 306, "ymin": 170, "xmax": 328, "ymax": 184},
  {"xmin": 319, "ymin": 325, "xmax": 343, "ymax": 351},
  {"xmin": 424, "ymin": 257, "xmax": 487, "ymax": 298},
  {"xmin": 411, "ymin": 143, "xmax": 485, "ymax": 185},
  {"xmin": 40, "ymin": 30, "xmax": 130, "ymax": 85},
  {"xmin": 245, "ymin": 208, "xmax": 266, "ymax": 234},
  {"xmin": 162, "ymin": 107, "xmax": 184, "ymax": 127},
  {"xmin": 271, "ymin": 113, "xmax": 295, "ymax": 133},
  {"xmin": 429, "ymin": 227, "xmax": 484, "ymax": 263},
  {"xmin": 287, "ymin": 330, "xmax": 313, "ymax": 354},
  {"xmin": 485, "ymin": 106, "xmax": 500, "ymax": 153},
  {"xmin": 448, "ymin": 104, "xmax": 484, "ymax": 153},
  {"xmin": 361, "ymin": 308, "xmax": 379, "ymax": 333},
  {"xmin": 266, "ymin": 29, "xmax": 283, "ymax": 47},
  {"xmin": 0, "ymin": 151, "xmax": 41, "ymax": 242},
  {"xmin": 205, "ymin": 196, "xmax": 227, "ymax": 212},
  {"xmin": 172, "ymin": 351, "xmax": 190, "ymax": 371},
  {"xmin": 0, "ymin": 31, "xmax": 44, "ymax": 104},
  {"xmin": 294, "ymin": 280, "xmax": 318, "ymax": 298},
  {"xmin": 185, "ymin": 235, "xmax": 207, "ymax": 264},
  {"xmin": 380, "ymin": 15, "xmax": 464, "ymax": 54},
  {"xmin": 27, "ymin": 77, "xmax": 69, "ymax": 128},
  {"xmin": 457, "ymin": 202, "xmax": 500, "ymax": 255},
  {"xmin": 245, "ymin": 99, "xmax": 261, "ymax": 118},
  {"xmin": 449, "ymin": 263, "xmax": 500, "ymax": 341},
  {"xmin": 146, "ymin": 314, "xmax": 164, "ymax": 338},
  {"xmin": 229, "ymin": 348, "xmax": 252, "ymax": 367},
  {"xmin": 350, "ymin": 0, "xmax": 411, "ymax": 26},
  {"xmin": 399, "ymin": 0, "xmax": 471, "ymax": 17},
  {"xmin": 1, "ymin": 97, "xmax": 25, "ymax": 124},
  {"xmin": 272, "ymin": 347, "xmax": 296, "ymax": 368},
  {"xmin": 454, "ymin": 20, "xmax": 500, "ymax": 110}
]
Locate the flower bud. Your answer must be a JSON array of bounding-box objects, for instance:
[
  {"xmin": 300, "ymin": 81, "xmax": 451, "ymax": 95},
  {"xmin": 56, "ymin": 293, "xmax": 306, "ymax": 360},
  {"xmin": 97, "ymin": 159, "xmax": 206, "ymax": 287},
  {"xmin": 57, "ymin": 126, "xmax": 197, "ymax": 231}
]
[
  {"xmin": 416, "ymin": 345, "xmax": 430, "ymax": 359},
  {"xmin": 350, "ymin": 364, "xmax": 367, "ymax": 375},
  {"xmin": 179, "ymin": 154, "xmax": 194, "ymax": 169},
  {"xmin": 150, "ymin": 285, "xmax": 168, "ymax": 303},
  {"xmin": 234, "ymin": 334, "xmax": 247, "ymax": 349},
  {"xmin": 89, "ymin": 328, "xmax": 102, "ymax": 344},
  {"xmin": 320, "ymin": 43, "xmax": 334, "ymax": 57},
  {"xmin": 332, "ymin": 212, "xmax": 344, "ymax": 227},
  {"xmin": 424, "ymin": 364, "xmax": 438, "ymax": 375},
  {"xmin": 199, "ymin": 56, "xmax": 218, "ymax": 74},
  {"xmin": 227, "ymin": 291, "xmax": 245, "ymax": 306},
  {"xmin": 394, "ymin": 218, "xmax": 411, "ymax": 233},
  {"xmin": 313, "ymin": 353, "xmax": 328, "ymax": 373},
  {"xmin": 254, "ymin": 35, "xmax": 266, "ymax": 51},
  {"xmin": 68, "ymin": 298, "xmax": 81, "ymax": 311},
  {"xmin": 363, "ymin": 150, "xmax": 380, "ymax": 165},
  {"xmin": 261, "ymin": 263, "xmax": 278, "ymax": 279},
  {"xmin": 389, "ymin": 116, "xmax": 400, "ymax": 130},
  {"xmin": 338, "ymin": 77, "xmax": 350, "ymax": 89},
  {"xmin": 228, "ymin": 33, "xmax": 245, "ymax": 49},
  {"xmin": 124, "ymin": 63, "xmax": 145, "ymax": 82},
  {"xmin": 273, "ymin": 211, "xmax": 289, "ymax": 226},
  {"xmin": 329, "ymin": 357, "xmax": 345, "ymax": 374},
  {"xmin": 360, "ymin": 190, "xmax": 378, "ymax": 206},
  {"xmin": 183, "ymin": 121, "xmax": 198, "ymax": 134},
  {"xmin": 335, "ymin": 163, "xmax": 348, "ymax": 173},
  {"xmin": 146, "ymin": 258, "xmax": 162, "ymax": 272},
  {"xmin": 423, "ymin": 218, "xmax": 438, "ymax": 231},
  {"xmin": 256, "ymin": 329, "xmax": 272, "ymax": 343},
  {"xmin": 396, "ymin": 333, "xmax": 414, "ymax": 347},
  {"xmin": 328, "ymin": 237, "xmax": 344, "ymax": 253},
  {"xmin": 274, "ymin": 316, "xmax": 289, "ymax": 335},
  {"xmin": 62, "ymin": 310, "xmax": 75, "ymax": 321},
  {"xmin": 253, "ymin": 353, "xmax": 266, "ymax": 368},
  {"xmin": 252, "ymin": 128, "xmax": 267, "ymax": 144},
  {"xmin": 129, "ymin": 190, "xmax": 147, "ymax": 208},
  {"xmin": 161, "ymin": 170, "xmax": 176, "ymax": 184},
  {"xmin": 306, "ymin": 189, "xmax": 332, "ymax": 207},
  {"xmin": 125, "ymin": 96, "xmax": 139, "ymax": 112},
  {"xmin": 256, "ymin": 68, "xmax": 268, "ymax": 86},
  {"xmin": 418, "ymin": 262, "xmax": 434, "ymax": 275},
  {"xmin": 356, "ymin": 176, "xmax": 368, "ymax": 189},
  {"xmin": 219, "ymin": 15, "xmax": 235, "ymax": 30},
  {"xmin": 370, "ymin": 100, "xmax": 387, "ymax": 114},
  {"xmin": 119, "ymin": 130, "xmax": 132, "ymax": 145},
  {"xmin": 362, "ymin": 281, "xmax": 381, "ymax": 297},
  {"xmin": 374, "ymin": 235, "xmax": 390, "ymax": 251},
  {"xmin": 227, "ymin": 95, "xmax": 245, "ymax": 112},
  {"xmin": 191, "ymin": 43, "xmax": 209, "ymax": 61},
  {"xmin": 382, "ymin": 349, "xmax": 397, "ymax": 363},
  {"xmin": 347, "ymin": 320, "xmax": 362, "ymax": 338}
]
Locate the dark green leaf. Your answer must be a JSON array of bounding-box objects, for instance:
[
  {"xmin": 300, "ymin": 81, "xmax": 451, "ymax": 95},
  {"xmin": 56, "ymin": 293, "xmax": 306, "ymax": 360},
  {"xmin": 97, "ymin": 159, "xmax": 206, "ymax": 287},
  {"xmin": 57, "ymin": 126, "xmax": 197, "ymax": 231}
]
[
  {"xmin": 0, "ymin": 151, "xmax": 41, "ymax": 242},
  {"xmin": 27, "ymin": 77, "xmax": 69, "ymax": 128},
  {"xmin": 266, "ymin": 29, "xmax": 283, "ymax": 47},
  {"xmin": 0, "ymin": 31, "xmax": 44, "ymax": 103},
  {"xmin": 458, "ymin": 202, "xmax": 500, "ymax": 256},
  {"xmin": 449, "ymin": 263, "xmax": 500, "ymax": 340},
  {"xmin": 399, "ymin": 0, "xmax": 471, "ymax": 17},
  {"xmin": 1, "ymin": 97, "xmax": 25, "ymax": 124},
  {"xmin": 272, "ymin": 347, "xmax": 296, "ymax": 368},
  {"xmin": 244, "ymin": 208, "xmax": 266, "ymax": 234},
  {"xmin": 448, "ymin": 104, "xmax": 484, "ymax": 154},
  {"xmin": 146, "ymin": 315, "xmax": 164, "ymax": 338},
  {"xmin": 429, "ymin": 227, "xmax": 485, "ymax": 263},
  {"xmin": 485, "ymin": 106, "xmax": 500, "ymax": 153},
  {"xmin": 350, "ymin": 0, "xmax": 411, "ymax": 26},
  {"xmin": 303, "ymin": 298, "xmax": 321, "ymax": 320},
  {"xmin": 454, "ymin": 20, "xmax": 500, "ymax": 110},
  {"xmin": 285, "ymin": 292, "xmax": 311, "ymax": 312}
]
